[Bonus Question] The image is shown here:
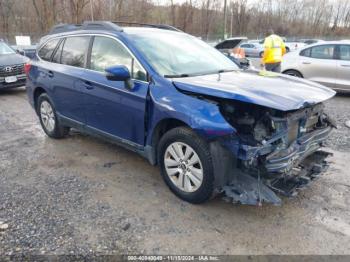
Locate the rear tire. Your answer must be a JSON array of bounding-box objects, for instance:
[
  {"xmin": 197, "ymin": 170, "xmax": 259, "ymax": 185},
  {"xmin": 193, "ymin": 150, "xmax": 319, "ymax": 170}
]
[
  {"xmin": 37, "ymin": 93, "xmax": 69, "ymax": 139},
  {"xmin": 259, "ymin": 51, "xmax": 264, "ymax": 58},
  {"xmin": 283, "ymin": 70, "xmax": 303, "ymax": 78},
  {"xmin": 158, "ymin": 127, "xmax": 214, "ymax": 204}
]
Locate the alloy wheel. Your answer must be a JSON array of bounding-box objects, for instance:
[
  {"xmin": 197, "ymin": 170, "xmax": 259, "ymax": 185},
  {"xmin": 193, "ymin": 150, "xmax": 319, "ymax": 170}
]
[
  {"xmin": 40, "ymin": 101, "xmax": 55, "ymax": 132},
  {"xmin": 164, "ymin": 142, "xmax": 203, "ymax": 192}
]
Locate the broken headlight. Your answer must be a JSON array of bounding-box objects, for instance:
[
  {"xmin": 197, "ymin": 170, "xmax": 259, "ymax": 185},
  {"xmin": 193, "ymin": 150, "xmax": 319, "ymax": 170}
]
[{"xmin": 220, "ymin": 101, "xmax": 276, "ymax": 144}]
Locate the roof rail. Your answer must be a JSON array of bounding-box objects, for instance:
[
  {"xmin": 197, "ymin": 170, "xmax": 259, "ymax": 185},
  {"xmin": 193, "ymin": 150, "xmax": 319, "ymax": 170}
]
[
  {"xmin": 48, "ymin": 20, "xmax": 181, "ymax": 35},
  {"xmin": 48, "ymin": 21, "xmax": 123, "ymax": 35},
  {"xmin": 112, "ymin": 21, "xmax": 182, "ymax": 32}
]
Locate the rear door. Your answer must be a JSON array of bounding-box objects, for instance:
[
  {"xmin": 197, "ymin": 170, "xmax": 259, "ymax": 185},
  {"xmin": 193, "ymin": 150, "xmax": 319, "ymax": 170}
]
[
  {"xmin": 35, "ymin": 38, "xmax": 61, "ymax": 99},
  {"xmin": 298, "ymin": 44, "xmax": 336, "ymax": 88},
  {"xmin": 50, "ymin": 36, "xmax": 91, "ymax": 124},
  {"xmin": 336, "ymin": 44, "xmax": 350, "ymax": 91},
  {"xmin": 83, "ymin": 35, "xmax": 149, "ymax": 146}
]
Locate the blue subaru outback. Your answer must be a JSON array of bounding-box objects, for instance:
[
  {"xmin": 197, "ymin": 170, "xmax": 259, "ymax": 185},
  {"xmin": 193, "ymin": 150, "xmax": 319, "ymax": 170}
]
[{"xmin": 26, "ymin": 21, "xmax": 336, "ymax": 205}]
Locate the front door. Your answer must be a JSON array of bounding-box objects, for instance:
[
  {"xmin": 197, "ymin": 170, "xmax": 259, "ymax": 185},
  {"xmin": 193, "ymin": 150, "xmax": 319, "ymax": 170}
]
[
  {"xmin": 336, "ymin": 44, "xmax": 350, "ymax": 91},
  {"xmin": 83, "ymin": 36, "xmax": 149, "ymax": 146},
  {"xmin": 300, "ymin": 44, "xmax": 337, "ymax": 88}
]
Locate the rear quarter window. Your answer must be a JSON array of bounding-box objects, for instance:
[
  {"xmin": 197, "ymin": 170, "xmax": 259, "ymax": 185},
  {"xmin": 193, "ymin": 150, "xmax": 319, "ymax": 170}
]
[
  {"xmin": 300, "ymin": 48, "xmax": 311, "ymax": 57},
  {"xmin": 38, "ymin": 38, "xmax": 60, "ymax": 61}
]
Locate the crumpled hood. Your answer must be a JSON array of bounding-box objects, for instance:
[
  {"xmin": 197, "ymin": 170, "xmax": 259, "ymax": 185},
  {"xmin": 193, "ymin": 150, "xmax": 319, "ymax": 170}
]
[
  {"xmin": 172, "ymin": 70, "xmax": 336, "ymax": 111},
  {"xmin": 0, "ymin": 53, "xmax": 29, "ymax": 66}
]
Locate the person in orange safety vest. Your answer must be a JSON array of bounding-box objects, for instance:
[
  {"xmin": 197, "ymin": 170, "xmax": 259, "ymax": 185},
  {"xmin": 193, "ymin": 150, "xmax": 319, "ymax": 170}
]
[{"xmin": 262, "ymin": 29, "xmax": 286, "ymax": 73}]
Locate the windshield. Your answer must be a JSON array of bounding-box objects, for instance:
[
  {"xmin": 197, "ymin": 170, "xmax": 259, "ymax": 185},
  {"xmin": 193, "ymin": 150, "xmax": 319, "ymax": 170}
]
[
  {"xmin": 0, "ymin": 42, "xmax": 15, "ymax": 55},
  {"xmin": 128, "ymin": 30, "xmax": 238, "ymax": 77}
]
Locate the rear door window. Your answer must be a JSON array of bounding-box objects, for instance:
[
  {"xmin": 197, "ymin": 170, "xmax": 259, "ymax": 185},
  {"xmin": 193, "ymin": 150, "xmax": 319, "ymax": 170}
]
[
  {"xmin": 52, "ymin": 39, "xmax": 65, "ymax": 63},
  {"xmin": 90, "ymin": 36, "xmax": 147, "ymax": 81},
  {"xmin": 61, "ymin": 36, "xmax": 90, "ymax": 68},
  {"xmin": 339, "ymin": 45, "xmax": 350, "ymax": 61},
  {"xmin": 310, "ymin": 45, "xmax": 335, "ymax": 59},
  {"xmin": 38, "ymin": 38, "xmax": 60, "ymax": 61}
]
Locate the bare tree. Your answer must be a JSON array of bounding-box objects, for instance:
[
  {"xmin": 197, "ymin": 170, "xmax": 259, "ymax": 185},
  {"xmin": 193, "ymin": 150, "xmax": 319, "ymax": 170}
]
[
  {"xmin": 0, "ymin": 0, "xmax": 350, "ymax": 43},
  {"xmin": 69, "ymin": 0, "xmax": 90, "ymax": 24}
]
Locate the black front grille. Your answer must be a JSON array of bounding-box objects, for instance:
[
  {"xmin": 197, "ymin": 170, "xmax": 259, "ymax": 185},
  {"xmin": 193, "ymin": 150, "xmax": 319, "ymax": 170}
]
[{"xmin": 0, "ymin": 64, "xmax": 25, "ymax": 77}]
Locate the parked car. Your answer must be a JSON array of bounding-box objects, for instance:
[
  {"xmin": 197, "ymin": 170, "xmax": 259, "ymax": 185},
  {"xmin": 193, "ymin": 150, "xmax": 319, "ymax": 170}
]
[
  {"xmin": 12, "ymin": 45, "xmax": 37, "ymax": 59},
  {"xmin": 300, "ymin": 39, "xmax": 324, "ymax": 45},
  {"xmin": 239, "ymin": 42, "xmax": 264, "ymax": 57},
  {"xmin": 284, "ymin": 40, "xmax": 307, "ymax": 52},
  {"xmin": 214, "ymin": 37, "xmax": 247, "ymax": 54},
  {"xmin": 282, "ymin": 41, "xmax": 350, "ymax": 92},
  {"xmin": 214, "ymin": 37, "xmax": 250, "ymax": 68},
  {"xmin": 0, "ymin": 41, "xmax": 29, "ymax": 90},
  {"xmin": 26, "ymin": 21, "xmax": 336, "ymax": 206}
]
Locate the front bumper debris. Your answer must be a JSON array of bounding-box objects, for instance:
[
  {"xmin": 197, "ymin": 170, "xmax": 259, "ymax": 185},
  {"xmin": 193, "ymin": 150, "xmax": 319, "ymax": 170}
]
[
  {"xmin": 223, "ymin": 150, "xmax": 332, "ymax": 206},
  {"xmin": 268, "ymin": 150, "xmax": 331, "ymax": 197},
  {"xmin": 213, "ymin": 101, "xmax": 335, "ymax": 205},
  {"xmin": 265, "ymin": 126, "xmax": 332, "ymax": 173}
]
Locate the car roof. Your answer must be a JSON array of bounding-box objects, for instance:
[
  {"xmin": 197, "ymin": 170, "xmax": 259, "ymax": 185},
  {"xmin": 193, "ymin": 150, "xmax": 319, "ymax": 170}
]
[
  {"xmin": 47, "ymin": 21, "xmax": 181, "ymax": 36},
  {"xmin": 295, "ymin": 40, "xmax": 350, "ymax": 52},
  {"xmin": 311, "ymin": 40, "xmax": 349, "ymax": 46},
  {"xmin": 40, "ymin": 21, "xmax": 184, "ymax": 45}
]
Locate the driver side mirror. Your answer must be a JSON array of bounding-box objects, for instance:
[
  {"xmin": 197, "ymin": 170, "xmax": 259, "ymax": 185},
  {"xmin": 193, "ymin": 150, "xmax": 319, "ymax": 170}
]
[{"xmin": 105, "ymin": 65, "xmax": 134, "ymax": 89}]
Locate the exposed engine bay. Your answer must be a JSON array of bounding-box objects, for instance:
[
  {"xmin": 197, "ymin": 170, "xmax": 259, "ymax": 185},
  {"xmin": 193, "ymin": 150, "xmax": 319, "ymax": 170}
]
[{"xmin": 213, "ymin": 99, "xmax": 336, "ymax": 205}]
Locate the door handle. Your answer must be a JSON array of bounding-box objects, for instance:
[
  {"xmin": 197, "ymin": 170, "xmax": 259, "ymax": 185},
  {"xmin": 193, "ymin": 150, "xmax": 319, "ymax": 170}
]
[
  {"xmin": 83, "ymin": 81, "xmax": 94, "ymax": 90},
  {"xmin": 48, "ymin": 71, "xmax": 54, "ymax": 78},
  {"xmin": 302, "ymin": 61, "xmax": 311, "ymax": 65},
  {"xmin": 341, "ymin": 64, "xmax": 350, "ymax": 67}
]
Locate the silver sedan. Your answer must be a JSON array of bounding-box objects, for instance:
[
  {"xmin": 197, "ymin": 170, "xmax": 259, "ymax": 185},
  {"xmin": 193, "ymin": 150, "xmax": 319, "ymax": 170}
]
[
  {"xmin": 239, "ymin": 43, "xmax": 264, "ymax": 57},
  {"xmin": 281, "ymin": 41, "xmax": 350, "ymax": 92}
]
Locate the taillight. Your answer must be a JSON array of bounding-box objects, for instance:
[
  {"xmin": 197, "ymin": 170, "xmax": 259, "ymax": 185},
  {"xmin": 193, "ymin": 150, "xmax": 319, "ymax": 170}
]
[{"xmin": 24, "ymin": 62, "xmax": 31, "ymax": 75}]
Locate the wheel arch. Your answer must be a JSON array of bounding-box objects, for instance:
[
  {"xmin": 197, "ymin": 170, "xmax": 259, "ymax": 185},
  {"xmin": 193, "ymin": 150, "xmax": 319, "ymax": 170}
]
[
  {"xmin": 146, "ymin": 118, "xmax": 190, "ymax": 165},
  {"xmin": 33, "ymin": 86, "xmax": 47, "ymax": 114},
  {"xmin": 282, "ymin": 69, "xmax": 304, "ymax": 78}
]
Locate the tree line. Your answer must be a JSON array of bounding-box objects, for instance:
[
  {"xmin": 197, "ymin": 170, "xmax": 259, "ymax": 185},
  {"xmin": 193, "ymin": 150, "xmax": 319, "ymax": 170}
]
[{"xmin": 0, "ymin": 0, "xmax": 349, "ymax": 44}]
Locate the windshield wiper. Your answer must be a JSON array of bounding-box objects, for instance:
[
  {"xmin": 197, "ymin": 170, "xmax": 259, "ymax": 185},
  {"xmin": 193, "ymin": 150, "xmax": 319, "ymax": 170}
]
[
  {"xmin": 164, "ymin": 69, "xmax": 236, "ymax": 78},
  {"xmin": 218, "ymin": 69, "xmax": 236, "ymax": 73},
  {"xmin": 164, "ymin": 73, "xmax": 190, "ymax": 78}
]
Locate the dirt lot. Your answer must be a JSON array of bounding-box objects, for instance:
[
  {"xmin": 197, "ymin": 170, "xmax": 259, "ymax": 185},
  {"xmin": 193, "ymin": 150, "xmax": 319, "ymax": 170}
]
[{"xmin": 0, "ymin": 87, "xmax": 350, "ymax": 256}]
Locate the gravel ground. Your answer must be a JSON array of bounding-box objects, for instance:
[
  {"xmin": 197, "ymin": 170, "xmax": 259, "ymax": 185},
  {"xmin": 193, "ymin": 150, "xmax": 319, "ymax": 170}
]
[
  {"xmin": 0, "ymin": 87, "xmax": 349, "ymax": 256},
  {"xmin": 324, "ymin": 94, "xmax": 350, "ymax": 151}
]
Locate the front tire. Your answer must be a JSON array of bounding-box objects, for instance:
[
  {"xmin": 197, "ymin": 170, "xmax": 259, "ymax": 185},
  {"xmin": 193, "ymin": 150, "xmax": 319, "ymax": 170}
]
[
  {"xmin": 37, "ymin": 93, "xmax": 69, "ymax": 139},
  {"xmin": 158, "ymin": 127, "xmax": 214, "ymax": 204}
]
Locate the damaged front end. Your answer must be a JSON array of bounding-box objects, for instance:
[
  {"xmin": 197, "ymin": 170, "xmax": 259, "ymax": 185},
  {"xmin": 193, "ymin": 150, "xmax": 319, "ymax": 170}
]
[{"xmin": 214, "ymin": 100, "xmax": 335, "ymax": 206}]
